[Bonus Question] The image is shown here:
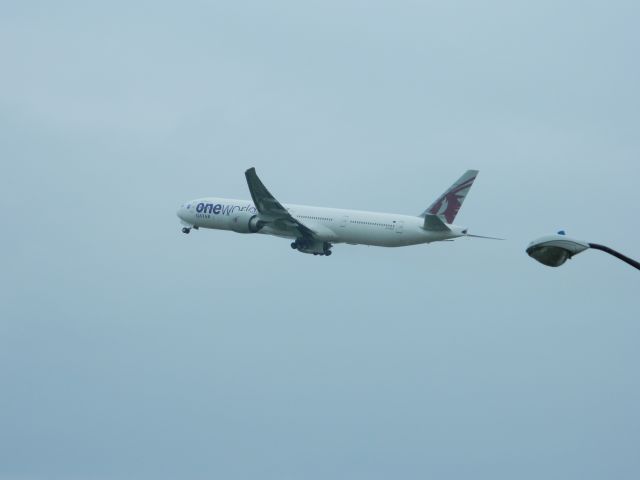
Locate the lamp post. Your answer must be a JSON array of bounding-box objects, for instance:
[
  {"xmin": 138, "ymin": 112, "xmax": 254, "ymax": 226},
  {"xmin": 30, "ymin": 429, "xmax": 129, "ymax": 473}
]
[{"xmin": 526, "ymin": 232, "xmax": 640, "ymax": 271}]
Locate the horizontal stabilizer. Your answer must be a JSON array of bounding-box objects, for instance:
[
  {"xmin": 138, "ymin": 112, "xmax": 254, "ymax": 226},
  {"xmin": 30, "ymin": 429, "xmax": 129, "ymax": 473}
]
[
  {"xmin": 466, "ymin": 234, "xmax": 505, "ymax": 240},
  {"xmin": 423, "ymin": 214, "xmax": 450, "ymax": 232}
]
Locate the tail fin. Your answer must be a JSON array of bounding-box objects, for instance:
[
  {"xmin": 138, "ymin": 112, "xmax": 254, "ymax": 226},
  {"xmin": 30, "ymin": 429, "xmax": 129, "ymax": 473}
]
[{"xmin": 420, "ymin": 170, "xmax": 478, "ymax": 223}]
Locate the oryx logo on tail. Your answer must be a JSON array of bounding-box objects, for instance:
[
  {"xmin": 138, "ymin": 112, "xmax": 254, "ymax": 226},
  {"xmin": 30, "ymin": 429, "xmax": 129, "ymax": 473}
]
[{"xmin": 421, "ymin": 170, "xmax": 478, "ymax": 224}]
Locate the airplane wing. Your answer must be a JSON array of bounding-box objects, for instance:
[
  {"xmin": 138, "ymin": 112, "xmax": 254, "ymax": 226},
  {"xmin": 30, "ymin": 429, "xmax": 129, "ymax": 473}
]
[{"xmin": 244, "ymin": 167, "xmax": 316, "ymax": 238}]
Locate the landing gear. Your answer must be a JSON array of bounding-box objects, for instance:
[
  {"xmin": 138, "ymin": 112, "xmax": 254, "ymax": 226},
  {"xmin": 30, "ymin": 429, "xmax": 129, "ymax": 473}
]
[
  {"xmin": 182, "ymin": 227, "xmax": 191, "ymax": 234},
  {"xmin": 291, "ymin": 239, "xmax": 333, "ymax": 256}
]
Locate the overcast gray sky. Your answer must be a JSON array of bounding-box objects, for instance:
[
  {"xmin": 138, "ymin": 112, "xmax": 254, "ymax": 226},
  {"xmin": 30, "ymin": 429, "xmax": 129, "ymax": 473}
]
[{"xmin": 1, "ymin": 1, "xmax": 639, "ymax": 479}]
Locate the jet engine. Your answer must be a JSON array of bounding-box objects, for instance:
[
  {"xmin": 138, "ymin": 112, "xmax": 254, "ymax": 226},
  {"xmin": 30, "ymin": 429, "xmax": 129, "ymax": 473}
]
[{"xmin": 230, "ymin": 215, "xmax": 265, "ymax": 234}]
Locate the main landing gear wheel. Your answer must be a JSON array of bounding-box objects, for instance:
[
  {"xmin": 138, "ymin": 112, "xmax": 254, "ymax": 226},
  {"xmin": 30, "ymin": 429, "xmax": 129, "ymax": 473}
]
[
  {"xmin": 182, "ymin": 227, "xmax": 191, "ymax": 234},
  {"xmin": 325, "ymin": 250, "xmax": 332, "ymax": 256},
  {"xmin": 291, "ymin": 242, "xmax": 298, "ymax": 249}
]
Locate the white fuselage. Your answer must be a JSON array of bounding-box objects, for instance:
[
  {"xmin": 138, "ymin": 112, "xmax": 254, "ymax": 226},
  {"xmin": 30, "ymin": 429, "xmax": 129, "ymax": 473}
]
[{"xmin": 177, "ymin": 197, "xmax": 466, "ymax": 247}]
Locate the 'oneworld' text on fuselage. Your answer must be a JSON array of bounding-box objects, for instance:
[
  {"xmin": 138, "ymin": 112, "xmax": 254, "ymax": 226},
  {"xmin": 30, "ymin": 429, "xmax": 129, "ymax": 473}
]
[{"xmin": 195, "ymin": 202, "xmax": 258, "ymax": 219}]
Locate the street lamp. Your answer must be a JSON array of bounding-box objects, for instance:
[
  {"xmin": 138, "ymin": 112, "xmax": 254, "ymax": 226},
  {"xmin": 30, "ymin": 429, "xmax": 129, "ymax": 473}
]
[{"xmin": 526, "ymin": 231, "xmax": 640, "ymax": 270}]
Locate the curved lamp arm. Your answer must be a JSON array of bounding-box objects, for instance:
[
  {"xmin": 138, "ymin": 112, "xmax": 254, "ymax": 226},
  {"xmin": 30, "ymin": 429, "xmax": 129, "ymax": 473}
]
[{"xmin": 588, "ymin": 243, "xmax": 640, "ymax": 271}]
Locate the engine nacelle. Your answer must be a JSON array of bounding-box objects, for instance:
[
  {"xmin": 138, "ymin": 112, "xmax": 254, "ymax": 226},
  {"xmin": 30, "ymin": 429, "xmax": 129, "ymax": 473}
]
[{"xmin": 230, "ymin": 214, "xmax": 264, "ymax": 234}]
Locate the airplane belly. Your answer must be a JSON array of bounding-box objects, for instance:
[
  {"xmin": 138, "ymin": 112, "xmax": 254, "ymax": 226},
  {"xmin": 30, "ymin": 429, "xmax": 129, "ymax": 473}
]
[
  {"xmin": 336, "ymin": 226, "xmax": 425, "ymax": 247},
  {"xmin": 337, "ymin": 224, "xmax": 430, "ymax": 247}
]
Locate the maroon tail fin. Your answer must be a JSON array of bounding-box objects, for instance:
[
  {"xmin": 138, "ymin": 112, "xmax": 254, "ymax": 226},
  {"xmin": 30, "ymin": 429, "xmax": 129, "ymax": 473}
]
[{"xmin": 420, "ymin": 170, "xmax": 478, "ymax": 224}]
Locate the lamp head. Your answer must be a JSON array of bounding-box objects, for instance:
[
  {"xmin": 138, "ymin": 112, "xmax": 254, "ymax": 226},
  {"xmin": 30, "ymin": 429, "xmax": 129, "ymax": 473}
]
[{"xmin": 526, "ymin": 233, "xmax": 590, "ymax": 267}]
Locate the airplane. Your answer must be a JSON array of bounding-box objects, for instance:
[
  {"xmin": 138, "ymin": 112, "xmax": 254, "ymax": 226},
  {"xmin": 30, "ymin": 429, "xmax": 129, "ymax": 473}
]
[{"xmin": 176, "ymin": 168, "xmax": 500, "ymax": 256}]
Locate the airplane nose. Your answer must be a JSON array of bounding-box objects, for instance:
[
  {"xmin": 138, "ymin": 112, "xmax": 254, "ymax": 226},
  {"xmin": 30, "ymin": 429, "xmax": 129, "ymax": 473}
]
[{"xmin": 177, "ymin": 204, "xmax": 185, "ymax": 220}]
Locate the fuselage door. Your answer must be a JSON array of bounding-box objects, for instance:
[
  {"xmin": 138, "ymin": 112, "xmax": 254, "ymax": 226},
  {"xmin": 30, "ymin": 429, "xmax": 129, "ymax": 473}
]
[
  {"xmin": 396, "ymin": 220, "xmax": 404, "ymax": 233},
  {"xmin": 340, "ymin": 215, "xmax": 349, "ymax": 228}
]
